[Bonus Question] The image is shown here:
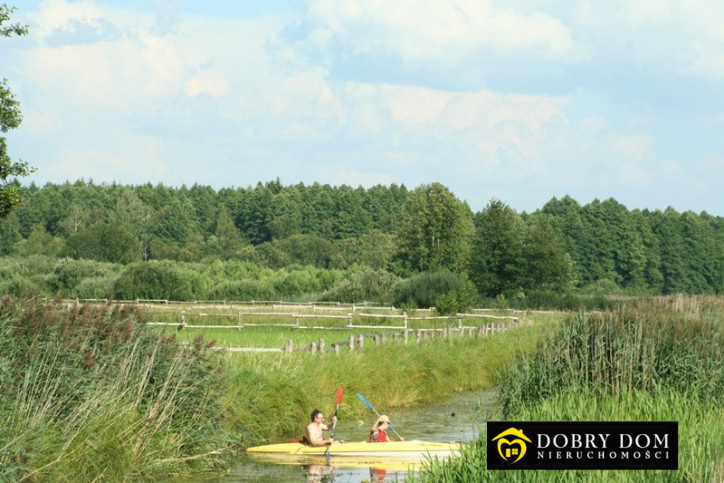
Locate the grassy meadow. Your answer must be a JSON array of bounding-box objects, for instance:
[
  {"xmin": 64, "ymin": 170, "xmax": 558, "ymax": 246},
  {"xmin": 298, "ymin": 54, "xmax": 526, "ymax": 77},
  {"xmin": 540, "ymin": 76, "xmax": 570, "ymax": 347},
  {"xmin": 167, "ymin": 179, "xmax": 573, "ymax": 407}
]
[{"xmin": 413, "ymin": 295, "xmax": 724, "ymax": 482}]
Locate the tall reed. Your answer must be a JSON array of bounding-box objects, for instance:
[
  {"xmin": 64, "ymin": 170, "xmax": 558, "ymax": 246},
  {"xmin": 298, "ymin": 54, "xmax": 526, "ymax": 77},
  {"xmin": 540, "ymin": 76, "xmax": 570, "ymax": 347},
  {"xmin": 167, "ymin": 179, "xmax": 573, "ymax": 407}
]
[
  {"xmin": 0, "ymin": 294, "xmax": 228, "ymax": 480},
  {"xmin": 414, "ymin": 295, "xmax": 724, "ymax": 482}
]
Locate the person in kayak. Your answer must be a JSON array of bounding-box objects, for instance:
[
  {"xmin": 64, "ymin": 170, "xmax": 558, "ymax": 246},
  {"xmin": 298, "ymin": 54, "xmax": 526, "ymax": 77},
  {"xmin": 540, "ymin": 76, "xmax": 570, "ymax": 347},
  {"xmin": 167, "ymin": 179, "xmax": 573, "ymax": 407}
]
[
  {"xmin": 304, "ymin": 409, "xmax": 339, "ymax": 446},
  {"xmin": 369, "ymin": 415, "xmax": 391, "ymax": 442}
]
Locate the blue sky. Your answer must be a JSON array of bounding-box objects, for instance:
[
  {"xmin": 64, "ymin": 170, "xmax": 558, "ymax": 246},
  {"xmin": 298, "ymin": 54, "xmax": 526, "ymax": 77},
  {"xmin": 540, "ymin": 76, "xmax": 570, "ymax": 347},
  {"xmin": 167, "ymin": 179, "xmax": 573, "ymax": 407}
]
[{"xmin": 3, "ymin": 0, "xmax": 724, "ymax": 215}]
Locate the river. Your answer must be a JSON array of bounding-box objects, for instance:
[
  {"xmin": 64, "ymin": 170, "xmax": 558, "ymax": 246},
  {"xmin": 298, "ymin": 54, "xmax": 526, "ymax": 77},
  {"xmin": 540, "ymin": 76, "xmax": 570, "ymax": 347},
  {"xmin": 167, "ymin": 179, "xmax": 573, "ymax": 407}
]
[{"xmin": 223, "ymin": 389, "xmax": 496, "ymax": 482}]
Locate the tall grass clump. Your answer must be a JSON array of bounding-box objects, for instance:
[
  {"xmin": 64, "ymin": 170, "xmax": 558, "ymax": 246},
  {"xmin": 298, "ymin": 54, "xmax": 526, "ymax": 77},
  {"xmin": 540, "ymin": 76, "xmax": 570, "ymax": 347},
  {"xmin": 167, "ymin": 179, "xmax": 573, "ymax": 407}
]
[
  {"xmin": 500, "ymin": 296, "xmax": 724, "ymax": 414},
  {"xmin": 0, "ymin": 294, "xmax": 228, "ymax": 480},
  {"xmin": 414, "ymin": 295, "xmax": 724, "ymax": 482}
]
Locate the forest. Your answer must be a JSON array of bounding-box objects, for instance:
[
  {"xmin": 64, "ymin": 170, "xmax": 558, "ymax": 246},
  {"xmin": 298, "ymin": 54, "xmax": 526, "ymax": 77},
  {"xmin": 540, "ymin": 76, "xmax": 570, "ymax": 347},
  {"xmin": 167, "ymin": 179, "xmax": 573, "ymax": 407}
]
[{"xmin": 1, "ymin": 179, "xmax": 723, "ymax": 308}]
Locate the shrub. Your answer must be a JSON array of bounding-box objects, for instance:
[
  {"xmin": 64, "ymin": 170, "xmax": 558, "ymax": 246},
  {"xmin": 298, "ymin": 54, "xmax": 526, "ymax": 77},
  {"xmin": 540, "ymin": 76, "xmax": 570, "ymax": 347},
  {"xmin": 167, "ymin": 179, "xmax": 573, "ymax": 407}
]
[
  {"xmin": 73, "ymin": 275, "xmax": 119, "ymax": 299},
  {"xmin": 113, "ymin": 261, "xmax": 197, "ymax": 301},
  {"xmin": 206, "ymin": 279, "xmax": 276, "ymax": 301},
  {"xmin": 320, "ymin": 267, "xmax": 400, "ymax": 303},
  {"xmin": 393, "ymin": 270, "xmax": 475, "ymax": 309},
  {"xmin": 435, "ymin": 281, "xmax": 478, "ymax": 315},
  {"xmin": 48, "ymin": 258, "xmax": 118, "ymax": 295},
  {"xmin": 0, "ymin": 274, "xmax": 40, "ymax": 296}
]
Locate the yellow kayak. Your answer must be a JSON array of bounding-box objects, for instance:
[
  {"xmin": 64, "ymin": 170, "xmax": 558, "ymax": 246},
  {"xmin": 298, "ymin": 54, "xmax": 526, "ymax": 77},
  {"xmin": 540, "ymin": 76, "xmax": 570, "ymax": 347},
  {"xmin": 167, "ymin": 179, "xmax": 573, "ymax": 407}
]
[{"xmin": 246, "ymin": 440, "xmax": 462, "ymax": 459}]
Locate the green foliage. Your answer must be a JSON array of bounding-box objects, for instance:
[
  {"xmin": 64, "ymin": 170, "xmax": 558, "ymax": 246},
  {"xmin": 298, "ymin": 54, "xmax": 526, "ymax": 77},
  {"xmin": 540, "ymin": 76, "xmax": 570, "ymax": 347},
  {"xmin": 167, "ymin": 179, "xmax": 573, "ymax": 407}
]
[
  {"xmin": 206, "ymin": 279, "xmax": 276, "ymax": 301},
  {"xmin": 6, "ymin": 179, "xmax": 724, "ymax": 298},
  {"xmin": 48, "ymin": 258, "xmax": 118, "ymax": 296},
  {"xmin": 0, "ymin": 295, "xmax": 227, "ymax": 480},
  {"xmin": 499, "ymin": 297, "xmax": 724, "ymax": 416},
  {"xmin": 434, "ymin": 280, "xmax": 478, "ymax": 315},
  {"xmin": 0, "ymin": 273, "xmax": 39, "ymax": 295},
  {"xmin": 320, "ymin": 267, "xmax": 401, "ymax": 303},
  {"xmin": 396, "ymin": 183, "xmax": 473, "ymax": 273},
  {"xmin": 0, "ymin": 6, "xmax": 32, "ymax": 220},
  {"xmin": 394, "ymin": 270, "xmax": 476, "ymax": 309},
  {"xmin": 113, "ymin": 261, "xmax": 199, "ymax": 300},
  {"xmin": 62, "ymin": 223, "xmax": 142, "ymax": 264},
  {"xmin": 494, "ymin": 293, "xmax": 509, "ymax": 309},
  {"xmin": 13, "ymin": 224, "xmax": 64, "ymax": 257},
  {"xmin": 469, "ymin": 199, "xmax": 524, "ymax": 297}
]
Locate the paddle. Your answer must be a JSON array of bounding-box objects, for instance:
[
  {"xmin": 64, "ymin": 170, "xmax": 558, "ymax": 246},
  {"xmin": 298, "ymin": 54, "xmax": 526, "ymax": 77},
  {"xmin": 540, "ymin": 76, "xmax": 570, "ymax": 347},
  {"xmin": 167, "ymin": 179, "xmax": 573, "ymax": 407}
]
[
  {"xmin": 326, "ymin": 386, "xmax": 343, "ymax": 457},
  {"xmin": 357, "ymin": 393, "xmax": 404, "ymax": 440}
]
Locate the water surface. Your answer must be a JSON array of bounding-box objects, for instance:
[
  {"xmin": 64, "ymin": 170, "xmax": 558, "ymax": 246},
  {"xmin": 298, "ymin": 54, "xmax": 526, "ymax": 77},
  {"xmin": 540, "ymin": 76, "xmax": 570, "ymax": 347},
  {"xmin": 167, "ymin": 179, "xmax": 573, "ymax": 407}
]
[{"xmin": 224, "ymin": 389, "xmax": 496, "ymax": 482}]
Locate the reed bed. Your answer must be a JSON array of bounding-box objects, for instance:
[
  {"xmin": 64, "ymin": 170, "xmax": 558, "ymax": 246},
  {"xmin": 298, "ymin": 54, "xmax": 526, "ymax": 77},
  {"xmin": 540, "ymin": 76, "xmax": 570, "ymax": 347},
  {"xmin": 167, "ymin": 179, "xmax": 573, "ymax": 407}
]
[
  {"xmin": 0, "ymin": 294, "xmax": 228, "ymax": 480},
  {"xmin": 413, "ymin": 295, "xmax": 724, "ymax": 482}
]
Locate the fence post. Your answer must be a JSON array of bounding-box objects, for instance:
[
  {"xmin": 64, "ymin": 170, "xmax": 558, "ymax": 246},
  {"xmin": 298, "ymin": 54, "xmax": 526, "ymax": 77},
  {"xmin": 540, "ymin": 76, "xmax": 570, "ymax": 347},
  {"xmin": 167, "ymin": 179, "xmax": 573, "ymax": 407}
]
[
  {"xmin": 181, "ymin": 311, "xmax": 186, "ymax": 327},
  {"xmin": 310, "ymin": 342, "xmax": 318, "ymax": 356},
  {"xmin": 357, "ymin": 334, "xmax": 364, "ymax": 349},
  {"xmin": 237, "ymin": 312, "xmax": 243, "ymax": 330},
  {"xmin": 334, "ymin": 344, "xmax": 340, "ymax": 356},
  {"xmin": 416, "ymin": 330, "xmax": 422, "ymax": 344},
  {"xmin": 458, "ymin": 316, "xmax": 463, "ymax": 330},
  {"xmin": 349, "ymin": 334, "xmax": 355, "ymax": 352},
  {"xmin": 381, "ymin": 333, "xmax": 387, "ymax": 345},
  {"xmin": 403, "ymin": 312, "xmax": 408, "ymax": 330},
  {"xmin": 347, "ymin": 314, "xmax": 353, "ymax": 328},
  {"xmin": 295, "ymin": 315, "xmax": 300, "ymax": 329},
  {"xmin": 403, "ymin": 330, "xmax": 409, "ymax": 345},
  {"xmin": 374, "ymin": 335, "xmax": 380, "ymax": 345},
  {"xmin": 319, "ymin": 338, "xmax": 325, "ymax": 355}
]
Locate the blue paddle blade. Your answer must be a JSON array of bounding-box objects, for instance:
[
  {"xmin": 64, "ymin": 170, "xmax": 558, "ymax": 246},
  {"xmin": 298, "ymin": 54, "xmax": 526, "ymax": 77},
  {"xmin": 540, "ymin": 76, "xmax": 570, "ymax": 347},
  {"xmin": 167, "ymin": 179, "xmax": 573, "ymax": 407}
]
[{"xmin": 357, "ymin": 393, "xmax": 375, "ymax": 411}]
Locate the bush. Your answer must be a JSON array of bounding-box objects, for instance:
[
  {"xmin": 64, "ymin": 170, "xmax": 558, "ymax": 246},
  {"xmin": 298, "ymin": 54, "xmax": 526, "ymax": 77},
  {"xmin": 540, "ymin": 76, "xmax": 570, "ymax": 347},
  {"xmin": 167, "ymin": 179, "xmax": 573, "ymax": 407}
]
[
  {"xmin": 393, "ymin": 270, "xmax": 476, "ymax": 309},
  {"xmin": 320, "ymin": 267, "xmax": 400, "ymax": 303},
  {"xmin": 73, "ymin": 275, "xmax": 119, "ymax": 299},
  {"xmin": 113, "ymin": 261, "xmax": 197, "ymax": 301},
  {"xmin": 49, "ymin": 258, "xmax": 118, "ymax": 295},
  {"xmin": 434, "ymin": 281, "xmax": 478, "ymax": 315},
  {"xmin": 0, "ymin": 274, "xmax": 40, "ymax": 296},
  {"xmin": 206, "ymin": 279, "xmax": 276, "ymax": 301}
]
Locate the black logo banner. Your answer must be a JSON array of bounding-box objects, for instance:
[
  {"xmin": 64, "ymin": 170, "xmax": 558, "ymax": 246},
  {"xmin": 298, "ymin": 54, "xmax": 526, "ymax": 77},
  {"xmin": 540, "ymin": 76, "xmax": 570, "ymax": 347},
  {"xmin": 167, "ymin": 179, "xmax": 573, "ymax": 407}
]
[{"xmin": 487, "ymin": 421, "xmax": 678, "ymax": 470}]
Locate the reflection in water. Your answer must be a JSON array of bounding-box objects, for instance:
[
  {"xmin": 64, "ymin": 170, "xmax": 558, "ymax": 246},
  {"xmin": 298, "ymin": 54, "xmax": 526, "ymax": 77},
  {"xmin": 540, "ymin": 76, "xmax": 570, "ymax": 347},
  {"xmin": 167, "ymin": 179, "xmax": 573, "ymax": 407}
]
[
  {"xmin": 302, "ymin": 463, "xmax": 327, "ymax": 482},
  {"xmin": 229, "ymin": 389, "xmax": 496, "ymax": 482}
]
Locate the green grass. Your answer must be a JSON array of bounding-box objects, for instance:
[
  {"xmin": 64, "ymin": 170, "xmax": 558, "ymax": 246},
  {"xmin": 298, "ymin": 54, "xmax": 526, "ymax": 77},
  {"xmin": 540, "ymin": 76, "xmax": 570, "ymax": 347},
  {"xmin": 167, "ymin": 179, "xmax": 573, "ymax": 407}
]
[{"xmin": 161, "ymin": 326, "xmax": 398, "ymax": 348}]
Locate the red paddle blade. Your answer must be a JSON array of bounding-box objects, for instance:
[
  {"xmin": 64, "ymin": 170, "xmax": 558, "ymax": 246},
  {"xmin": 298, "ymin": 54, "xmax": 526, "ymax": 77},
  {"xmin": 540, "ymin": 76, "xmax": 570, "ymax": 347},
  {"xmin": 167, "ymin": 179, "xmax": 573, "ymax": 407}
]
[{"xmin": 336, "ymin": 386, "xmax": 343, "ymax": 404}]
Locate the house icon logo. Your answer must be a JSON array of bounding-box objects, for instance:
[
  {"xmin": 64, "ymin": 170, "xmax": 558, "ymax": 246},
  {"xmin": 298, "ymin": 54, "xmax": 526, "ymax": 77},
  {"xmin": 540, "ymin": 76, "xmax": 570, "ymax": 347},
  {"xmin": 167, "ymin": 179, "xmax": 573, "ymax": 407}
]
[{"xmin": 491, "ymin": 428, "xmax": 532, "ymax": 464}]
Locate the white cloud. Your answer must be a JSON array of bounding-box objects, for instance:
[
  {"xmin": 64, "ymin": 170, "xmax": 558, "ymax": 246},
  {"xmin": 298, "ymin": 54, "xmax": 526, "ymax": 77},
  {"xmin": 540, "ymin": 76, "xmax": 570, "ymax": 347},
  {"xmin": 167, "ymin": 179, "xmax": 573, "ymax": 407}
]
[
  {"xmin": 306, "ymin": 0, "xmax": 583, "ymax": 66},
  {"xmin": 184, "ymin": 69, "xmax": 229, "ymax": 99}
]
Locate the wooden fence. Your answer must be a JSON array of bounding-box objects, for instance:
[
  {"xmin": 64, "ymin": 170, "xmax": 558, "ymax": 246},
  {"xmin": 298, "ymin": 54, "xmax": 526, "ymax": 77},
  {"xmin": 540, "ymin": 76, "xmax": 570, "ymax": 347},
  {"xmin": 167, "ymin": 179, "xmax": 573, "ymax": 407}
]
[
  {"xmin": 61, "ymin": 298, "xmax": 533, "ymax": 355},
  {"xmin": 159, "ymin": 312, "xmax": 529, "ymax": 355}
]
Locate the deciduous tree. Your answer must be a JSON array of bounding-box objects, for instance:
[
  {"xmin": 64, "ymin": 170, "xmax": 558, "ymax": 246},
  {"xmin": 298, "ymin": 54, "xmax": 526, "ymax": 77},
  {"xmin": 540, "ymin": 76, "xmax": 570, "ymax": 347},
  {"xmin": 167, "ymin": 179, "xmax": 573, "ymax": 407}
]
[
  {"xmin": 0, "ymin": 5, "xmax": 33, "ymax": 219},
  {"xmin": 396, "ymin": 183, "xmax": 473, "ymax": 273}
]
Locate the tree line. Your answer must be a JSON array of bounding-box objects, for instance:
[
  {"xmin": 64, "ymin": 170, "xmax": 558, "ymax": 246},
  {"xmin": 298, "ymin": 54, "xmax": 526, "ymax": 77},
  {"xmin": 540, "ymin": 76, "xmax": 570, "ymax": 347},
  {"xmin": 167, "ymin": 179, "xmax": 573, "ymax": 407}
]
[{"xmin": 1, "ymin": 179, "xmax": 723, "ymax": 305}]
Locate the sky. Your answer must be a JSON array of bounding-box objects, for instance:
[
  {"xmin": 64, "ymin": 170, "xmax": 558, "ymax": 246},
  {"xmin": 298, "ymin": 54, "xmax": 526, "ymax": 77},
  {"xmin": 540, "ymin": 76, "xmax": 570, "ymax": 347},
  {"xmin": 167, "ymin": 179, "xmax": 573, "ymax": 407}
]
[{"xmin": 2, "ymin": 0, "xmax": 724, "ymax": 215}]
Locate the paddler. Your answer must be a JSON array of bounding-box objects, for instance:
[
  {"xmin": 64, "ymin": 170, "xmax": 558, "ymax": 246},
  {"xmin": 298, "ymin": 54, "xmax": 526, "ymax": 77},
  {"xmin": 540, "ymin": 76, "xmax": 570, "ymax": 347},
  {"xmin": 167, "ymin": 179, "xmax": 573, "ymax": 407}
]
[
  {"xmin": 369, "ymin": 415, "xmax": 392, "ymax": 442},
  {"xmin": 304, "ymin": 409, "xmax": 339, "ymax": 446}
]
